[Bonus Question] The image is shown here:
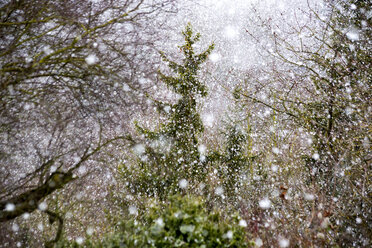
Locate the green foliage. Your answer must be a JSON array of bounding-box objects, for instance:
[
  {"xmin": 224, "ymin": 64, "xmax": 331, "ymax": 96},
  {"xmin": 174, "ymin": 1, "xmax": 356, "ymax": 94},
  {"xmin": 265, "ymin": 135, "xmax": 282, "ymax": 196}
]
[
  {"xmin": 206, "ymin": 124, "xmax": 254, "ymax": 201},
  {"xmin": 225, "ymin": 126, "xmax": 248, "ymax": 168},
  {"xmin": 120, "ymin": 24, "xmax": 214, "ymax": 199},
  {"xmin": 223, "ymin": 125, "xmax": 250, "ymax": 190},
  {"xmin": 61, "ymin": 195, "xmax": 251, "ymax": 247},
  {"xmin": 159, "ymin": 24, "xmax": 214, "ymax": 97},
  {"xmin": 215, "ymin": 125, "xmax": 252, "ymax": 198}
]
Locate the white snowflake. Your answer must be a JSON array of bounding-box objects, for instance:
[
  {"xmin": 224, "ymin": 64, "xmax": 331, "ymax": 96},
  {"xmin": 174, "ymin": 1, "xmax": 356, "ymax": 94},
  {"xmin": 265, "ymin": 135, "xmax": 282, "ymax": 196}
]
[
  {"xmin": 155, "ymin": 218, "xmax": 164, "ymax": 227},
  {"xmin": 215, "ymin": 186, "xmax": 224, "ymax": 196},
  {"xmin": 86, "ymin": 227, "xmax": 94, "ymax": 235},
  {"xmin": 259, "ymin": 198, "xmax": 271, "ymax": 209},
  {"xmin": 5, "ymin": 203, "xmax": 15, "ymax": 212},
  {"xmin": 78, "ymin": 166, "xmax": 87, "ymax": 174},
  {"xmin": 198, "ymin": 145, "xmax": 207, "ymax": 155},
  {"xmin": 239, "ymin": 219, "xmax": 247, "ymax": 227},
  {"xmin": 76, "ymin": 237, "xmax": 84, "ymax": 245},
  {"xmin": 129, "ymin": 205, "xmax": 138, "ymax": 215},
  {"xmin": 85, "ymin": 54, "xmax": 98, "ymax": 65},
  {"xmin": 179, "ymin": 179, "xmax": 188, "ymax": 189},
  {"xmin": 37, "ymin": 223, "xmax": 44, "ymax": 231},
  {"xmin": 272, "ymin": 147, "xmax": 280, "ymax": 154},
  {"xmin": 278, "ymin": 238, "xmax": 290, "ymax": 247},
  {"xmin": 12, "ymin": 223, "xmax": 19, "ymax": 232},
  {"xmin": 209, "ymin": 52, "xmax": 221, "ymax": 62},
  {"xmin": 312, "ymin": 153, "xmax": 320, "ymax": 160},
  {"xmin": 255, "ymin": 238, "xmax": 263, "ymax": 247},
  {"xmin": 225, "ymin": 230, "xmax": 233, "ymax": 239},
  {"xmin": 133, "ymin": 144, "xmax": 145, "ymax": 155},
  {"xmin": 203, "ymin": 114, "xmax": 215, "ymax": 127},
  {"xmin": 304, "ymin": 193, "xmax": 315, "ymax": 201},
  {"xmin": 22, "ymin": 213, "xmax": 30, "ymax": 220},
  {"xmin": 224, "ymin": 25, "xmax": 239, "ymax": 39},
  {"xmin": 346, "ymin": 30, "xmax": 359, "ymax": 41},
  {"xmin": 38, "ymin": 202, "xmax": 48, "ymax": 211},
  {"xmin": 43, "ymin": 46, "xmax": 53, "ymax": 55}
]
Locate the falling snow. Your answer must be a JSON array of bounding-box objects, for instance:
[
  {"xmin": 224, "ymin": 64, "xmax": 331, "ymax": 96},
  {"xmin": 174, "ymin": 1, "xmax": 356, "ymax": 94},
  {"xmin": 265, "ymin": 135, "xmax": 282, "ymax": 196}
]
[
  {"xmin": 5, "ymin": 203, "xmax": 15, "ymax": 212},
  {"xmin": 215, "ymin": 186, "xmax": 224, "ymax": 196},
  {"xmin": 259, "ymin": 198, "xmax": 272, "ymax": 209},
  {"xmin": 178, "ymin": 179, "xmax": 188, "ymax": 189},
  {"xmin": 255, "ymin": 238, "xmax": 263, "ymax": 247},
  {"xmin": 239, "ymin": 219, "xmax": 247, "ymax": 227},
  {"xmin": 38, "ymin": 202, "xmax": 47, "ymax": 211},
  {"xmin": 85, "ymin": 54, "xmax": 98, "ymax": 65},
  {"xmin": 1, "ymin": 0, "xmax": 370, "ymax": 247},
  {"xmin": 278, "ymin": 238, "xmax": 290, "ymax": 248}
]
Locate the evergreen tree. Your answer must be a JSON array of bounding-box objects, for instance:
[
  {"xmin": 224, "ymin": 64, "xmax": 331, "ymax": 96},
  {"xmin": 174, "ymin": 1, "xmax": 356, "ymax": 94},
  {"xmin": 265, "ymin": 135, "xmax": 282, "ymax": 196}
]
[
  {"xmin": 207, "ymin": 123, "xmax": 253, "ymax": 202},
  {"xmin": 223, "ymin": 125, "xmax": 249, "ymax": 194},
  {"xmin": 120, "ymin": 24, "xmax": 214, "ymax": 199}
]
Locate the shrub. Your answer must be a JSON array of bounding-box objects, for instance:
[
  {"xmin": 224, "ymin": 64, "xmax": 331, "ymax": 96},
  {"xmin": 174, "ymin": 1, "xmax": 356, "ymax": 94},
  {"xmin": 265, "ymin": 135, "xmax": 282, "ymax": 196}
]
[{"xmin": 59, "ymin": 195, "xmax": 251, "ymax": 247}]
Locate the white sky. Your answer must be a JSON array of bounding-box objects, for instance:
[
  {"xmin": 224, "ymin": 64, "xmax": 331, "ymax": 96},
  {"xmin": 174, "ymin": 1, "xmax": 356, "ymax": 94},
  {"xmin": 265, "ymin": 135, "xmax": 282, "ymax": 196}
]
[
  {"xmin": 172, "ymin": 0, "xmax": 314, "ymax": 68},
  {"xmin": 166, "ymin": 0, "xmax": 318, "ymax": 125}
]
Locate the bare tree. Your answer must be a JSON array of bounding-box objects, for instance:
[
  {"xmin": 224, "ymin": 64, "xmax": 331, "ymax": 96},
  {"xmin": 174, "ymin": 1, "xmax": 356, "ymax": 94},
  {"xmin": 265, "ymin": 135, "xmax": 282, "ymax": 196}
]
[
  {"xmin": 239, "ymin": 0, "xmax": 371, "ymax": 246},
  {"xmin": 0, "ymin": 0, "xmax": 177, "ymax": 227}
]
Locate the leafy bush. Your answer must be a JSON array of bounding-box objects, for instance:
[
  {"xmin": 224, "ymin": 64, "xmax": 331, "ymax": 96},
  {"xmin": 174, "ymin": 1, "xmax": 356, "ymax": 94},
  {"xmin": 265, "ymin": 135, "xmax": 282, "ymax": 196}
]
[
  {"xmin": 59, "ymin": 195, "xmax": 251, "ymax": 247},
  {"xmin": 107, "ymin": 195, "xmax": 251, "ymax": 247}
]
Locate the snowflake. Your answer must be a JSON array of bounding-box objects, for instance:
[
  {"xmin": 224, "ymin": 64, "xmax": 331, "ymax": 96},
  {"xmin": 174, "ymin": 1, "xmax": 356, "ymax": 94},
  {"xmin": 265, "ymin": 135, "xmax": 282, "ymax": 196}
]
[
  {"xmin": 179, "ymin": 179, "xmax": 188, "ymax": 189},
  {"xmin": 85, "ymin": 54, "xmax": 98, "ymax": 65},
  {"xmin": 5, "ymin": 203, "xmax": 15, "ymax": 212},
  {"xmin": 239, "ymin": 219, "xmax": 247, "ymax": 227},
  {"xmin": 278, "ymin": 238, "xmax": 289, "ymax": 247},
  {"xmin": 259, "ymin": 198, "xmax": 271, "ymax": 209}
]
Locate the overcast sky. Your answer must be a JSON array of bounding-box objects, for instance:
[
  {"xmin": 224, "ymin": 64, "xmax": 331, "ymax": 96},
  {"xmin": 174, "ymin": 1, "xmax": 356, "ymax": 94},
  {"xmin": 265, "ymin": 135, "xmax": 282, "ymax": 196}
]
[{"xmin": 174, "ymin": 0, "xmax": 322, "ymax": 124}]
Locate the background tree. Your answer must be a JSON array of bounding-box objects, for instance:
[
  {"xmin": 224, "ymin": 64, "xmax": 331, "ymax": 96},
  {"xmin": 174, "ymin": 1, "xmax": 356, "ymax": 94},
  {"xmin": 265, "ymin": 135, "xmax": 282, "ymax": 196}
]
[
  {"xmin": 0, "ymin": 0, "xmax": 178, "ymax": 245},
  {"xmin": 206, "ymin": 122, "xmax": 254, "ymax": 205},
  {"xmin": 238, "ymin": 0, "xmax": 371, "ymax": 246},
  {"xmin": 221, "ymin": 125, "xmax": 251, "ymax": 200}
]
